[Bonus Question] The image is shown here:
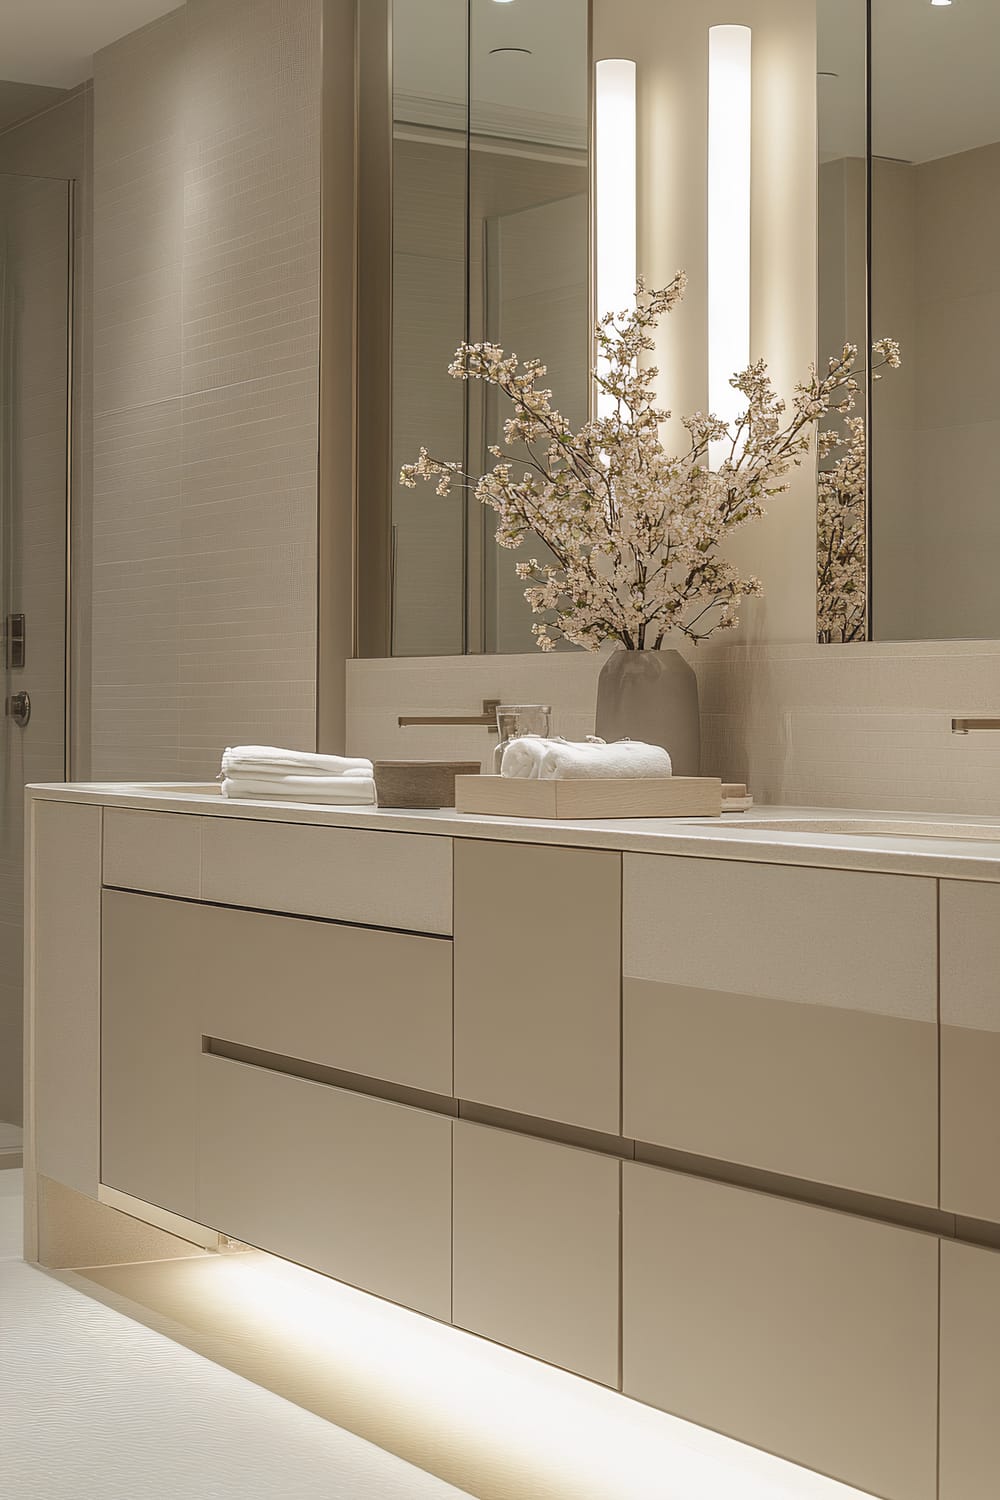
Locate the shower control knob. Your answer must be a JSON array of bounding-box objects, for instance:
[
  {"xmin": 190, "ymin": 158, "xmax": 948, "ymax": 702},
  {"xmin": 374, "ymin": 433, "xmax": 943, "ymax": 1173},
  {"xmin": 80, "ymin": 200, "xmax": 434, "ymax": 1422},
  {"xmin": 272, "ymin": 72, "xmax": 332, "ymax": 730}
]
[{"xmin": 7, "ymin": 691, "xmax": 30, "ymax": 727}]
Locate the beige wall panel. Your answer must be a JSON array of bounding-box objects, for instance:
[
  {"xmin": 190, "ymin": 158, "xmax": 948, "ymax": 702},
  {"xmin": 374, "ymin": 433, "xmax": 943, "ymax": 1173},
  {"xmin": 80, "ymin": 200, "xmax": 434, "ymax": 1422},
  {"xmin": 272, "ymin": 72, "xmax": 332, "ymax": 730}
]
[
  {"xmin": 624, "ymin": 854, "xmax": 937, "ymax": 1021},
  {"xmin": 201, "ymin": 819, "xmax": 453, "ymax": 934},
  {"xmin": 940, "ymin": 1238, "xmax": 1000, "ymax": 1500},
  {"xmin": 941, "ymin": 879, "xmax": 1000, "ymax": 1220},
  {"xmin": 197, "ymin": 902, "xmax": 453, "ymax": 1095},
  {"xmin": 452, "ymin": 1121, "xmax": 620, "ymax": 1386},
  {"xmin": 625, "ymin": 979, "xmax": 937, "ymax": 1204},
  {"xmin": 29, "ymin": 800, "xmax": 103, "ymax": 1197},
  {"xmin": 101, "ymin": 890, "xmax": 200, "ymax": 1221},
  {"xmin": 198, "ymin": 1054, "xmax": 452, "ymax": 1320},
  {"xmin": 103, "ymin": 808, "xmax": 203, "ymax": 898},
  {"xmin": 454, "ymin": 841, "xmax": 621, "ymax": 1132},
  {"xmin": 622, "ymin": 1163, "xmax": 938, "ymax": 1500}
]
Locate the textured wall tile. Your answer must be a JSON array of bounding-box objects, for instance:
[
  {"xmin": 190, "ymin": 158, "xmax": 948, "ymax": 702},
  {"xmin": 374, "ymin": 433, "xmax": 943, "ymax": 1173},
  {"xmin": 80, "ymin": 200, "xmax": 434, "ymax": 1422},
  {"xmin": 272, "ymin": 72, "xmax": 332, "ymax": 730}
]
[{"xmin": 91, "ymin": 0, "xmax": 322, "ymax": 784}]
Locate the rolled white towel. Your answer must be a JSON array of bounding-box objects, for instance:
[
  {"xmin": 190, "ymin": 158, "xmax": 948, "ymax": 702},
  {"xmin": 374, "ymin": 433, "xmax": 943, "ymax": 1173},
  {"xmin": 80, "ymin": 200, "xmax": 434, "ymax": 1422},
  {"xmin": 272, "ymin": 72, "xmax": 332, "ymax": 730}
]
[
  {"xmin": 501, "ymin": 736, "xmax": 672, "ymax": 781},
  {"xmin": 221, "ymin": 745, "xmax": 374, "ymax": 779},
  {"xmin": 221, "ymin": 774, "xmax": 376, "ymax": 805}
]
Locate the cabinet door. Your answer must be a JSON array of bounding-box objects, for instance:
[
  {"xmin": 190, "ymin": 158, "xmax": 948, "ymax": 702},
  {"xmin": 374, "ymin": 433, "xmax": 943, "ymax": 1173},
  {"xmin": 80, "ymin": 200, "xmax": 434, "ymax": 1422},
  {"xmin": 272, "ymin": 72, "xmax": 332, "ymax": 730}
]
[
  {"xmin": 624, "ymin": 855, "xmax": 938, "ymax": 1204},
  {"xmin": 199, "ymin": 1053, "xmax": 452, "ymax": 1320},
  {"xmin": 454, "ymin": 840, "xmax": 621, "ymax": 1132},
  {"xmin": 940, "ymin": 1238, "xmax": 1000, "ymax": 1500},
  {"xmin": 623, "ymin": 1162, "xmax": 938, "ymax": 1500},
  {"xmin": 452, "ymin": 1121, "xmax": 620, "ymax": 1385},
  {"xmin": 940, "ymin": 880, "xmax": 1000, "ymax": 1221}
]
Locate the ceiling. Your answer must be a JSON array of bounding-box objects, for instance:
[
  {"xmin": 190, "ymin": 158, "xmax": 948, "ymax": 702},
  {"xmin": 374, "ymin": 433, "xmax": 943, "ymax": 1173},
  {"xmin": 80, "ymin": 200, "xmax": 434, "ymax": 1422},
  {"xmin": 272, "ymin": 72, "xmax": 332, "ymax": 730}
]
[{"xmin": 1, "ymin": 0, "xmax": 180, "ymax": 89}]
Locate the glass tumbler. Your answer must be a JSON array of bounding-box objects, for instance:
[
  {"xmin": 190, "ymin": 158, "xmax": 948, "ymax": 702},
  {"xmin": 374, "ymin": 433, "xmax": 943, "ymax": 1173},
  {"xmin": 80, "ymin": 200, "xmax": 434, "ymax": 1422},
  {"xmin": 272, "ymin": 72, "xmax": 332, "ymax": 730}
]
[{"xmin": 492, "ymin": 704, "xmax": 553, "ymax": 775}]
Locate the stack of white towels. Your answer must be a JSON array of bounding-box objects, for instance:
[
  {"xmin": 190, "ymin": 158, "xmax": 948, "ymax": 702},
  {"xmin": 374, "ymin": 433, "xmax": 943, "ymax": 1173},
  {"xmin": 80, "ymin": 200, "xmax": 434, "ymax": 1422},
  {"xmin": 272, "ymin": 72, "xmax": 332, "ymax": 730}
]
[
  {"xmin": 220, "ymin": 746, "xmax": 376, "ymax": 804},
  {"xmin": 500, "ymin": 735, "xmax": 671, "ymax": 780}
]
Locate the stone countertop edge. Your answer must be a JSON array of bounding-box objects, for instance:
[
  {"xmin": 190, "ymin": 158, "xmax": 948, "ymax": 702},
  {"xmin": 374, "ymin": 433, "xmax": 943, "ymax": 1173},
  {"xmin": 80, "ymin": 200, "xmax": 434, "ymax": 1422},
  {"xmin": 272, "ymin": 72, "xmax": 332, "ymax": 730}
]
[{"xmin": 24, "ymin": 782, "xmax": 1000, "ymax": 883}]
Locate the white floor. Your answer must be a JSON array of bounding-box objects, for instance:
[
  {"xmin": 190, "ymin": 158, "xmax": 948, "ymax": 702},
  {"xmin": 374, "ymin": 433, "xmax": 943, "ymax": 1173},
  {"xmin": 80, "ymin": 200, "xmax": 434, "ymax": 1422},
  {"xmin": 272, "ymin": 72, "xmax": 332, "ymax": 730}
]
[
  {"xmin": 0, "ymin": 1172, "xmax": 474, "ymax": 1500},
  {"xmin": 0, "ymin": 1171, "xmax": 878, "ymax": 1500}
]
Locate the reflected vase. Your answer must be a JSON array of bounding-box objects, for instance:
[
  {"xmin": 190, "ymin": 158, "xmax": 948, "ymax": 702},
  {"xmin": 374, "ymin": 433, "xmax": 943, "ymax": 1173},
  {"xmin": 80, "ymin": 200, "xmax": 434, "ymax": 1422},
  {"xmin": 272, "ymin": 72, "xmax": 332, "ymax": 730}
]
[{"xmin": 594, "ymin": 649, "xmax": 701, "ymax": 777}]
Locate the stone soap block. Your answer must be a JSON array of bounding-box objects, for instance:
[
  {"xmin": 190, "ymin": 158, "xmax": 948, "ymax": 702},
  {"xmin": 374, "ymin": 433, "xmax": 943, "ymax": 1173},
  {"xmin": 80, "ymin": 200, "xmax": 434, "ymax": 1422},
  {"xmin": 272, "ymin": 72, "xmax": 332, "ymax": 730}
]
[{"xmin": 374, "ymin": 761, "xmax": 481, "ymax": 809}]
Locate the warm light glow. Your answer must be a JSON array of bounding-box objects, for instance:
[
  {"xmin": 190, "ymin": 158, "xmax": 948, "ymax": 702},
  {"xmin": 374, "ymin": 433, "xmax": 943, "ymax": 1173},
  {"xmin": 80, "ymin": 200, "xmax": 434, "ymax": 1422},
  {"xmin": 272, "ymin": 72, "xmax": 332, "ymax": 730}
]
[
  {"xmin": 595, "ymin": 59, "xmax": 637, "ymax": 418},
  {"xmin": 930, "ymin": 1, "xmax": 953, "ymax": 7},
  {"xmin": 708, "ymin": 25, "xmax": 752, "ymax": 466},
  {"xmin": 193, "ymin": 1250, "xmax": 875, "ymax": 1500}
]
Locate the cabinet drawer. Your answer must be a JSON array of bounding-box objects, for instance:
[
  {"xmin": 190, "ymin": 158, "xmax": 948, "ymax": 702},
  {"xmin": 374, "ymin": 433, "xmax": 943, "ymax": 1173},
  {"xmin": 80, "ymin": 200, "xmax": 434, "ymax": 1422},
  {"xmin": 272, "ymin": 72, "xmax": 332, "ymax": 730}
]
[
  {"xmin": 195, "ymin": 901, "xmax": 452, "ymax": 1096},
  {"xmin": 623, "ymin": 855, "xmax": 938, "ymax": 1203},
  {"xmin": 454, "ymin": 841, "xmax": 621, "ymax": 1132},
  {"xmin": 198, "ymin": 1053, "xmax": 453, "ymax": 1320},
  {"xmin": 940, "ymin": 1239, "xmax": 1000, "ymax": 1500},
  {"xmin": 201, "ymin": 817, "xmax": 453, "ymax": 934},
  {"xmin": 622, "ymin": 1162, "xmax": 938, "ymax": 1500},
  {"xmin": 452, "ymin": 1121, "xmax": 620, "ymax": 1385},
  {"xmin": 103, "ymin": 808, "xmax": 202, "ymax": 898},
  {"xmin": 101, "ymin": 892, "xmax": 453, "ymax": 1224},
  {"xmin": 940, "ymin": 880, "xmax": 1000, "ymax": 1220}
]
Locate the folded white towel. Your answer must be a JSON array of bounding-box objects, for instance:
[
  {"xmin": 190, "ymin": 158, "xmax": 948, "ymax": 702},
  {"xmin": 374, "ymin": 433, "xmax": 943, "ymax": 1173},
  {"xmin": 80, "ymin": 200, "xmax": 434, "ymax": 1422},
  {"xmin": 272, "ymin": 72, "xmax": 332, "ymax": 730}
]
[
  {"xmin": 500, "ymin": 736, "xmax": 672, "ymax": 781},
  {"xmin": 221, "ymin": 745, "xmax": 374, "ymax": 779},
  {"xmin": 221, "ymin": 774, "xmax": 377, "ymax": 805}
]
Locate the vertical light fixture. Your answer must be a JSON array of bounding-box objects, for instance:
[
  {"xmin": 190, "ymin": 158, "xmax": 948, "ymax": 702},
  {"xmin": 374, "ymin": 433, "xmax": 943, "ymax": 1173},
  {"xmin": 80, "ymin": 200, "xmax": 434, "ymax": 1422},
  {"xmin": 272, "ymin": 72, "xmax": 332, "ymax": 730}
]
[
  {"xmin": 595, "ymin": 58, "xmax": 637, "ymax": 418},
  {"xmin": 708, "ymin": 24, "xmax": 751, "ymax": 465}
]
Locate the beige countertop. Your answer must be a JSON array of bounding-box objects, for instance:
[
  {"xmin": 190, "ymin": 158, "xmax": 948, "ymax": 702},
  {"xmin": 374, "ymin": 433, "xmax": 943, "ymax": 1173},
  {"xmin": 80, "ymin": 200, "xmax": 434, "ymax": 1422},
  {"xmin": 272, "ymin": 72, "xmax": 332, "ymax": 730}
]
[{"xmin": 26, "ymin": 780, "xmax": 1000, "ymax": 882}]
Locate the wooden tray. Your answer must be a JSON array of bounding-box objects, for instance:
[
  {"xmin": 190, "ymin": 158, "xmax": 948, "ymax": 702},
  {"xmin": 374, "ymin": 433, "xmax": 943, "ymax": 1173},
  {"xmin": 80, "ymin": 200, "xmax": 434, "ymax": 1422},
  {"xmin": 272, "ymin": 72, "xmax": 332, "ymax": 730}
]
[{"xmin": 454, "ymin": 775, "xmax": 723, "ymax": 820}]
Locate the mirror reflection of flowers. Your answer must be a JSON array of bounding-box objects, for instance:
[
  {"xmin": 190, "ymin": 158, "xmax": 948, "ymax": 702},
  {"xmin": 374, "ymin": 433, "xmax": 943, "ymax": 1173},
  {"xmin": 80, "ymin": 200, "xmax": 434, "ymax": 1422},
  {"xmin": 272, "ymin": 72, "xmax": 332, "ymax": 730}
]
[
  {"xmin": 401, "ymin": 274, "xmax": 900, "ymax": 652},
  {"xmin": 815, "ymin": 344, "xmax": 900, "ymax": 644}
]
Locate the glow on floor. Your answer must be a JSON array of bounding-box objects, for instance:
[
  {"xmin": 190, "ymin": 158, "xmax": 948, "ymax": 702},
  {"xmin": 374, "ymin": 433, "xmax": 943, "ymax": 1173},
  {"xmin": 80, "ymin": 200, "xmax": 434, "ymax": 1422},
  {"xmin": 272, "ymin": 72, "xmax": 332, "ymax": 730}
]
[{"xmin": 177, "ymin": 1248, "xmax": 878, "ymax": 1500}]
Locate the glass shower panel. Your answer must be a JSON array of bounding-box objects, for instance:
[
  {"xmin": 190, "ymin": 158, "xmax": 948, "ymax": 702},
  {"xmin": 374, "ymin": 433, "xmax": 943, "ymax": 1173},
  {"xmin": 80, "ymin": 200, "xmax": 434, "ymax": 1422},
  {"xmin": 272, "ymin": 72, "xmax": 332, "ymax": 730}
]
[{"xmin": 0, "ymin": 173, "xmax": 71, "ymax": 1136}]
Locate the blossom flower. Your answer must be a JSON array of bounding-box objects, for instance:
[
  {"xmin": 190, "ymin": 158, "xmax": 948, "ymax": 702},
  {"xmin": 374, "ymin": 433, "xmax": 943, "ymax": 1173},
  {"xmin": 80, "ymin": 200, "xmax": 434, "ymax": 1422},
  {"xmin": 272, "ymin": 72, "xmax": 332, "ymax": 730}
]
[
  {"xmin": 815, "ymin": 341, "xmax": 900, "ymax": 643},
  {"xmin": 402, "ymin": 275, "xmax": 885, "ymax": 652}
]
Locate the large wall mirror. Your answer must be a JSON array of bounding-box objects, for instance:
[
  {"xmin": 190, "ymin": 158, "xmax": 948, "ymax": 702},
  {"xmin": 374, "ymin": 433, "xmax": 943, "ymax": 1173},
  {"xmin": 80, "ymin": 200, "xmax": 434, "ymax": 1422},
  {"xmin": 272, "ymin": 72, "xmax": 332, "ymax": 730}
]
[
  {"xmin": 869, "ymin": 0, "xmax": 1000, "ymax": 642},
  {"xmin": 359, "ymin": 0, "xmax": 997, "ymax": 658},
  {"xmin": 819, "ymin": 0, "xmax": 1000, "ymax": 645},
  {"xmin": 357, "ymin": 0, "xmax": 590, "ymax": 658}
]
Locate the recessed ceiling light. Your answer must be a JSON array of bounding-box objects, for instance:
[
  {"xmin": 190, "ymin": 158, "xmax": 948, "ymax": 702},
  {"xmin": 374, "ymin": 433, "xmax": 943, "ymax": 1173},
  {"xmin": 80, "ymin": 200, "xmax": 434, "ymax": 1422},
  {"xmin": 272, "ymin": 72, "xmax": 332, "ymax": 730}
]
[{"xmin": 930, "ymin": 1, "xmax": 953, "ymax": 7}]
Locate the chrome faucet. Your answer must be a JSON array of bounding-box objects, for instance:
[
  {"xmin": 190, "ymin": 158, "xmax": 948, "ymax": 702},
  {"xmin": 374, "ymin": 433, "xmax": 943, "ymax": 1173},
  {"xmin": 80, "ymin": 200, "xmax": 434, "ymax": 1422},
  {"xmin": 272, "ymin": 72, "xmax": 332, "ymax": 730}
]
[{"xmin": 951, "ymin": 718, "xmax": 1000, "ymax": 734}]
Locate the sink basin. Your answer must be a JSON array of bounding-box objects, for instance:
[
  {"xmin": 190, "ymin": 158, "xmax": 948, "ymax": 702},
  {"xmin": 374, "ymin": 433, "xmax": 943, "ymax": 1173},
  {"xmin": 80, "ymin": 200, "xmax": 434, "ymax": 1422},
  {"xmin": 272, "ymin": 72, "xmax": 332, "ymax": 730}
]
[{"xmin": 703, "ymin": 817, "xmax": 1000, "ymax": 842}]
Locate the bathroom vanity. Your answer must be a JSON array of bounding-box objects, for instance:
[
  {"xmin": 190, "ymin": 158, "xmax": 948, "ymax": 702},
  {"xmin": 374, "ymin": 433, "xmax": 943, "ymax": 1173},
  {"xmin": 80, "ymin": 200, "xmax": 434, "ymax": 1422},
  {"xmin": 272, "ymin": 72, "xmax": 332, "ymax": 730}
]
[{"xmin": 24, "ymin": 783, "xmax": 1000, "ymax": 1500}]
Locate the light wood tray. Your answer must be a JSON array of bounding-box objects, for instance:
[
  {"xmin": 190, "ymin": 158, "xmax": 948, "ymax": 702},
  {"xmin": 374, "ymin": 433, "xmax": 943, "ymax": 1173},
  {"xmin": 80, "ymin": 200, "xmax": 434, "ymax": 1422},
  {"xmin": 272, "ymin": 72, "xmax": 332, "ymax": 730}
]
[{"xmin": 454, "ymin": 775, "xmax": 723, "ymax": 820}]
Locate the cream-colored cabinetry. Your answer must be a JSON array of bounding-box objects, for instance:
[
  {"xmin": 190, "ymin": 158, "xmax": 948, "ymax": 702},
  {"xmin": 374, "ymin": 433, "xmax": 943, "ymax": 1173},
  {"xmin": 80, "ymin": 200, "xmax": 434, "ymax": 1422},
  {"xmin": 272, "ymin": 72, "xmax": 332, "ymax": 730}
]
[
  {"xmin": 623, "ymin": 855, "xmax": 938, "ymax": 1203},
  {"xmin": 28, "ymin": 799, "xmax": 103, "ymax": 1197},
  {"xmin": 199, "ymin": 1054, "xmax": 453, "ymax": 1319},
  {"xmin": 940, "ymin": 1238, "xmax": 1000, "ymax": 1500},
  {"xmin": 453, "ymin": 840, "xmax": 621, "ymax": 1133},
  {"xmin": 103, "ymin": 808, "xmax": 202, "ymax": 898},
  {"xmin": 940, "ymin": 880, "xmax": 1000, "ymax": 1221},
  {"xmin": 452, "ymin": 1120, "xmax": 620, "ymax": 1385},
  {"xmin": 101, "ymin": 889, "xmax": 454, "ymax": 1225},
  {"xmin": 622, "ymin": 1162, "xmax": 939, "ymax": 1500},
  {"xmin": 101, "ymin": 891, "xmax": 201, "ymax": 1219},
  {"xmin": 201, "ymin": 817, "xmax": 454, "ymax": 934}
]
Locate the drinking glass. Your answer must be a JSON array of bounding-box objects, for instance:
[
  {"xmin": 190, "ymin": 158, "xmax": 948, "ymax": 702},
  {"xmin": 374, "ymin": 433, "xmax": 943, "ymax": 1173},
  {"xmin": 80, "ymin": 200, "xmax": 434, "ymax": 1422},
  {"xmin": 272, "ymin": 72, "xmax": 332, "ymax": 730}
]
[{"xmin": 492, "ymin": 704, "xmax": 552, "ymax": 774}]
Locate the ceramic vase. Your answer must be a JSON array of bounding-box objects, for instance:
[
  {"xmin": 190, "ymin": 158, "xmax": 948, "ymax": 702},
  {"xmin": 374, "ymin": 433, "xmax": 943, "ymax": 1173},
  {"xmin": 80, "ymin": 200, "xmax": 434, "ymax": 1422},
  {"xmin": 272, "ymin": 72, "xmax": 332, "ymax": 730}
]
[{"xmin": 594, "ymin": 648, "xmax": 701, "ymax": 776}]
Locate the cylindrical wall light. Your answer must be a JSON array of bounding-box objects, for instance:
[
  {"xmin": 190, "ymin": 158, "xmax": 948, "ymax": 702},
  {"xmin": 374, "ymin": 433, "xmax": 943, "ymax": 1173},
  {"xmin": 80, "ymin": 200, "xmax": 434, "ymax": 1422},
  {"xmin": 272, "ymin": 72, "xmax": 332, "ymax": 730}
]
[
  {"xmin": 708, "ymin": 25, "xmax": 751, "ymax": 464},
  {"xmin": 594, "ymin": 58, "xmax": 637, "ymax": 416}
]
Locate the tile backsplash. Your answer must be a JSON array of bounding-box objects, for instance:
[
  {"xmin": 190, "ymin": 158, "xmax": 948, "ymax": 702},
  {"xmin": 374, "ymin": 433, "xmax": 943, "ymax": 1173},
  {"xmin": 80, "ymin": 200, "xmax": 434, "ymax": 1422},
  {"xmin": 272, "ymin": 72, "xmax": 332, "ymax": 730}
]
[{"xmin": 347, "ymin": 640, "xmax": 1000, "ymax": 816}]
